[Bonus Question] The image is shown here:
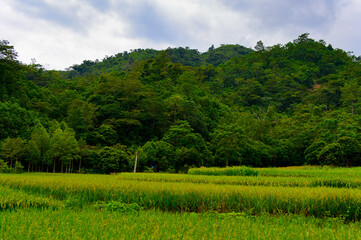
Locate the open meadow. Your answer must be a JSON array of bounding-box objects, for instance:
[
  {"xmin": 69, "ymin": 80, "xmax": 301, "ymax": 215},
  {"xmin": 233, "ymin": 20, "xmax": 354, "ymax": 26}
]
[{"xmin": 1, "ymin": 166, "xmax": 361, "ymax": 239}]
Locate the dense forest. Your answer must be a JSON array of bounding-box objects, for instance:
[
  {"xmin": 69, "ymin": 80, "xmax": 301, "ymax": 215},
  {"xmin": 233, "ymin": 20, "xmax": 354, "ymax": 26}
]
[{"xmin": 1, "ymin": 34, "xmax": 361, "ymax": 174}]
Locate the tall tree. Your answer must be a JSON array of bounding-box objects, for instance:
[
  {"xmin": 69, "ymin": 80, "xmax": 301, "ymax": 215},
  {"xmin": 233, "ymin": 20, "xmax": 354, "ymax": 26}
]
[
  {"xmin": 48, "ymin": 123, "xmax": 79, "ymax": 173},
  {"xmin": 1, "ymin": 137, "xmax": 25, "ymax": 168},
  {"xmin": 26, "ymin": 122, "xmax": 50, "ymax": 171}
]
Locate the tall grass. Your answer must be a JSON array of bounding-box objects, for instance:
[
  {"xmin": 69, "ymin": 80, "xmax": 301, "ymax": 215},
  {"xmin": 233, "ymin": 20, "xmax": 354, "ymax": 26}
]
[
  {"xmin": 189, "ymin": 166, "xmax": 361, "ymax": 178},
  {"xmin": 257, "ymin": 166, "xmax": 361, "ymax": 178},
  {"xmin": 1, "ymin": 173, "xmax": 361, "ymax": 221},
  {"xmin": 189, "ymin": 166, "xmax": 258, "ymax": 176},
  {"xmin": 0, "ymin": 185, "xmax": 63, "ymax": 210},
  {"xmin": 0, "ymin": 209, "xmax": 361, "ymax": 240},
  {"xmin": 117, "ymin": 173, "xmax": 361, "ymax": 189},
  {"xmin": 1, "ymin": 208, "xmax": 361, "ymax": 240}
]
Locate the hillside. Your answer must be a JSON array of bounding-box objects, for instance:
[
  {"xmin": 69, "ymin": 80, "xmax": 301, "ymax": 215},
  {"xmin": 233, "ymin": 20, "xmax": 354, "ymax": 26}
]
[
  {"xmin": 67, "ymin": 44, "xmax": 253, "ymax": 77},
  {"xmin": 1, "ymin": 34, "xmax": 361, "ymax": 173}
]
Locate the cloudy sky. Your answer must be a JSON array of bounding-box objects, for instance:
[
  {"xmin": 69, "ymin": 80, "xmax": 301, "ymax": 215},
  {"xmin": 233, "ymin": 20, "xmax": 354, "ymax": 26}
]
[{"xmin": 1, "ymin": 0, "xmax": 361, "ymax": 70}]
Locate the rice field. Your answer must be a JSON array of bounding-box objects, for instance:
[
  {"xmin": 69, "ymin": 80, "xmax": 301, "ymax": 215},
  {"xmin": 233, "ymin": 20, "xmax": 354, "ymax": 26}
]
[
  {"xmin": 0, "ymin": 185, "xmax": 63, "ymax": 210},
  {"xmin": 0, "ymin": 166, "xmax": 361, "ymax": 239},
  {"xmin": 1, "ymin": 209, "xmax": 361, "ymax": 240}
]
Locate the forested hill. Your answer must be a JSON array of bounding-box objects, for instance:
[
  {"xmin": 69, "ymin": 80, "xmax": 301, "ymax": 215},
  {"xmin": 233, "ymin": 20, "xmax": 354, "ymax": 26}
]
[
  {"xmin": 1, "ymin": 34, "xmax": 361, "ymax": 174},
  {"xmin": 68, "ymin": 44, "xmax": 253, "ymax": 77}
]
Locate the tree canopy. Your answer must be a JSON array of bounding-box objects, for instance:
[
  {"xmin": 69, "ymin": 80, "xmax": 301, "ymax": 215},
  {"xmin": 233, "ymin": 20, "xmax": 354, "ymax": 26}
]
[{"xmin": 1, "ymin": 34, "xmax": 361, "ymax": 173}]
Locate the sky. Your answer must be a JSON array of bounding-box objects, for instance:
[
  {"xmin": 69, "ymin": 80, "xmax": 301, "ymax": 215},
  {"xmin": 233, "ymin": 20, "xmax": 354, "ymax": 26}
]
[{"xmin": 1, "ymin": 0, "xmax": 361, "ymax": 70}]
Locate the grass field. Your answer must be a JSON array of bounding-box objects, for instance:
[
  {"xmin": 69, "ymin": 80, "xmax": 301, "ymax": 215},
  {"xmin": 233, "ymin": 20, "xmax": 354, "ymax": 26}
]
[
  {"xmin": 0, "ymin": 166, "xmax": 360, "ymax": 239},
  {"xmin": 1, "ymin": 209, "xmax": 361, "ymax": 239}
]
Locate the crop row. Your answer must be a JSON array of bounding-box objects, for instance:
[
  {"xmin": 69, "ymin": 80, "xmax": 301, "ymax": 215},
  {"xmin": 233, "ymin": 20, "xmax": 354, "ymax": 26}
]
[
  {"xmin": 117, "ymin": 173, "xmax": 361, "ymax": 189},
  {"xmin": 189, "ymin": 166, "xmax": 361, "ymax": 178}
]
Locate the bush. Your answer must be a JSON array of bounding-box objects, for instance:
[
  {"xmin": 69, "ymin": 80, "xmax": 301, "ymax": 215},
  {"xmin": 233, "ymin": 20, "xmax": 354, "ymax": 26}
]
[
  {"xmin": 14, "ymin": 161, "xmax": 24, "ymax": 173},
  {"xmin": 0, "ymin": 159, "xmax": 13, "ymax": 173}
]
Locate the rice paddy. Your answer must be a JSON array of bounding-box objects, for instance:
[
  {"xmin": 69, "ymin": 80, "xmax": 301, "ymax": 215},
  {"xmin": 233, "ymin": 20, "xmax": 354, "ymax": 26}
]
[{"xmin": 0, "ymin": 166, "xmax": 360, "ymax": 239}]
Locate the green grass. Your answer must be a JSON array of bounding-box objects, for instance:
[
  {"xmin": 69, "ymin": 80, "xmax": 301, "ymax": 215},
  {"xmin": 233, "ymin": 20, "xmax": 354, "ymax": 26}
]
[
  {"xmin": 1, "ymin": 208, "xmax": 360, "ymax": 240},
  {"xmin": 189, "ymin": 166, "xmax": 361, "ymax": 178},
  {"xmin": 117, "ymin": 172, "xmax": 361, "ymax": 189},
  {"xmin": 257, "ymin": 166, "xmax": 361, "ymax": 178},
  {"xmin": 1, "ymin": 167, "xmax": 361, "ymax": 239}
]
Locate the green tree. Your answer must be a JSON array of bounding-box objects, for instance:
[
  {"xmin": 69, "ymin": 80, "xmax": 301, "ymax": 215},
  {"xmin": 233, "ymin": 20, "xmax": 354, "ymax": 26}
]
[
  {"xmin": 0, "ymin": 137, "xmax": 25, "ymax": 168},
  {"xmin": 97, "ymin": 146, "xmax": 129, "ymax": 173},
  {"xmin": 138, "ymin": 140, "xmax": 174, "ymax": 172},
  {"xmin": 0, "ymin": 40, "xmax": 21, "ymax": 102},
  {"xmin": 25, "ymin": 122, "xmax": 50, "ymax": 172},
  {"xmin": 304, "ymin": 141, "xmax": 326, "ymax": 165},
  {"xmin": 163, "ymin": 121, "xmax": 213, "ymax": 170},
  {"xmin": 48, "ymin": 124, "xmax": 79, "ymax": 173},
  {"xmin": 341, "ymin": 80, "xmax": 361, "ymax": 115},
  {"xmin": 255, "ymin": 40, "xmax": 265, "ymax": 51},
  {"xmin": 87, "ymin": 124, "xmax": 118, "ymax": 146},
  {"xmin": 0, "ymin": 102, "xmax": 35, "ymax": 139},
  {"xmin": 211, "ymin": 124, "xmax": 245, "ymax": 167},
  {"xmin": 0, "ymin": 159, "xmax": 13, "ymax": 173},
  {"xmin": 66, "ymin": 99, "xmax": 97, "ymax": 137},
  {"xmin": 337, "ymin": 136, "xmax": 361, "ymax": 167},
  {"xmin": 165, "ymin": 94, "xmax": 186, "ymax": 122},
  {"xmin": 0, "ymin": 40, "xmax": 17, "ymax": 61},
  {"xmin": 318, "ymin": 143, "xmax": 343, "ymax": 166}
]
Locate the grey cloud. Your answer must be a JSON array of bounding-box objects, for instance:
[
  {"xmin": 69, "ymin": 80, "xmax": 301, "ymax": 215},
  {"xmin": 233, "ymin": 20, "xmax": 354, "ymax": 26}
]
[
  {"xmin": 117, "ymin": 3, "xmax": 184, "ymax": 44},
  {"xmin": 222, "ymin": 0, "xmax": 338, "ymax": 32},
  {"xmin": 13, "ymin": 0, "xmax": 85, "ymax": 31}
]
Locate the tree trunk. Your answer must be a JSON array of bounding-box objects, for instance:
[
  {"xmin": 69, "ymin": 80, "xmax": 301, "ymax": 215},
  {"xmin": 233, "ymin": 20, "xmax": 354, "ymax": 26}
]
[
  {"xmin": 134, "ymin": 151, "xmax": 138, "ymax": 173},
  {"xmin": 53, "ymin": 159, "xmax": 56, "ymax": 173},
  {"xmin": 78, "ymin": 159, "xmax": 82, "ymax": 173}
]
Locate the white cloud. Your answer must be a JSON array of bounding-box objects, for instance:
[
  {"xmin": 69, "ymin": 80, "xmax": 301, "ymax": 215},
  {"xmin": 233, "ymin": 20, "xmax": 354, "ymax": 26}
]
[
  {"xmin": 1, "ymin": 0, "xmax": 360, "ymax": 70},
  {"xmin": 325, "ymin": 0, "xmax": 361, "ymax": 54},
  {"xmin": 0, "ymin": 0, "xmax": 143, "ymax": 69}
]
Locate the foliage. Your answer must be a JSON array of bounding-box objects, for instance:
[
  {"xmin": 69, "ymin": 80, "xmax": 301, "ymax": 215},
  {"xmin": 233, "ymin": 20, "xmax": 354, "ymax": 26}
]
[
  {"xmin": 1, "ymin": 34, "xmax": 361, "ymax": 171},
  {"xmin": 97, "ymin": 146, "xmax": 129, "ymax": 173},
  {"xmin": 138, "ymin": 140, "xmax": 174, "ymax": 172},
  {"xmin": 304, "ymin": 141, "xmax": 326, "ymax": 165},
  {"xmin": 0, "ymin": 159, "xmax": 13, "ymax": 173}
]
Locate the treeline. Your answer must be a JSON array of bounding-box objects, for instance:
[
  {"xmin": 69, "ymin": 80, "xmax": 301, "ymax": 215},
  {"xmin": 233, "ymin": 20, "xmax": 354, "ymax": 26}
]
[
  {"xmin": 68, "ymin": 44, "xmax": 252, "ymax": 77},
  {"xmin": 1, "ymin": 34, "xmax": 361, "ymax": 173}
]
